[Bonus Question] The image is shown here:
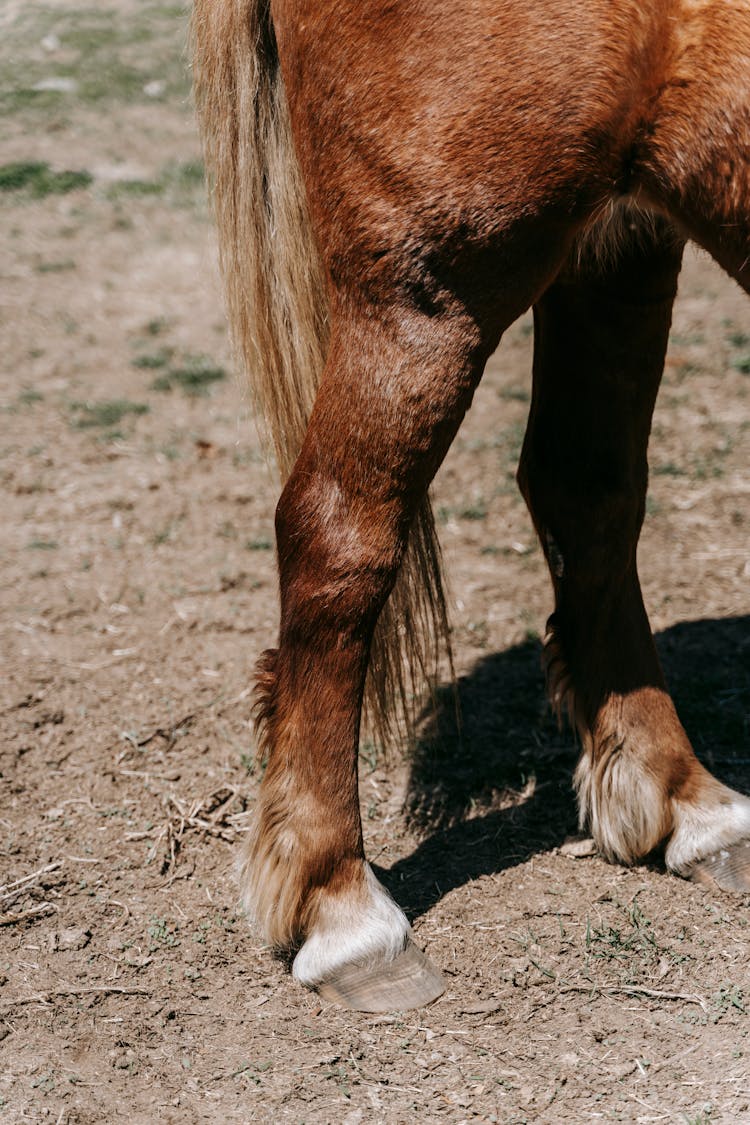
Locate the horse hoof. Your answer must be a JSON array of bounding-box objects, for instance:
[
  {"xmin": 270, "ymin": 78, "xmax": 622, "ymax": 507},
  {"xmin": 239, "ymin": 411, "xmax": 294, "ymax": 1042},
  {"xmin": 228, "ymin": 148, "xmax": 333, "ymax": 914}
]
[
  {"xmin": 315, "ymin": 939, "xmax": 446, "ymax": 1012},
  {"xmin": 687, "ymin": 840, "xmax": 750, "ymax": 893}
]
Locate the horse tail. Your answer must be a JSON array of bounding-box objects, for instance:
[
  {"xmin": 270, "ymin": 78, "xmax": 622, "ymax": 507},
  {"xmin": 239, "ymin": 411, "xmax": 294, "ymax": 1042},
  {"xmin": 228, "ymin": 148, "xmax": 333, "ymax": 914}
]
[{"xmin": 191, "ymin": 0, "xmax": 452, "ymax": 746}]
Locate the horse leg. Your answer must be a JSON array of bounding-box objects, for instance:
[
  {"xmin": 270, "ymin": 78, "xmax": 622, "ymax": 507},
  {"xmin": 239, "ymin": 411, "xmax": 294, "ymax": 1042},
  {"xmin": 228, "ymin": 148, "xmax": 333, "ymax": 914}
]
[
  {"xmin": 245, "ymin": 301, "xmax": 507, "ymax": 1011},
  {"xmin": 518, "ymin": 216, "xmax": 750, "ymax": 889}
]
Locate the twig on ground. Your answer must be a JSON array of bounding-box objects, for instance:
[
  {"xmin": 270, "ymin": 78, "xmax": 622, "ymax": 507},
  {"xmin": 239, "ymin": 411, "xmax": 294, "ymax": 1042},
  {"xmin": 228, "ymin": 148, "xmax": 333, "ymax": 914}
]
[
  {"xmin": 114, "ymin": 689, "xmax": 248, "ymax": 762},
  {"xmin": 0, "ymin": 984, "xmax": 151, "ymax": 1015},
  {"xmin": 0, "ymin": 861, "xmax": 62, "ymax": 901},
  {"xmin": 116, "ymin": 710, "xmax": 198, "ymax": 757},
  {"xmin": 125, "ymin": 784, "xmax": 248, "ymax": 875},
  {"xmin": 0, "ymin": 902, "xmax": 56, "ymax": 926},
  {"xmin": 560, "ymin": 983, "xmax": 707, "ymax": 1011}
]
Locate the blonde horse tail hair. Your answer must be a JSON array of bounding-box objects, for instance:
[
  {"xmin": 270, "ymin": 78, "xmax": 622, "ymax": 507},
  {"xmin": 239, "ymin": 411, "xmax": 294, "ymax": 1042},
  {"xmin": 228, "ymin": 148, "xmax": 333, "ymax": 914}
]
[{"xmin": 191, "ymin": 0, "xmax": 452, "ymax": 746}]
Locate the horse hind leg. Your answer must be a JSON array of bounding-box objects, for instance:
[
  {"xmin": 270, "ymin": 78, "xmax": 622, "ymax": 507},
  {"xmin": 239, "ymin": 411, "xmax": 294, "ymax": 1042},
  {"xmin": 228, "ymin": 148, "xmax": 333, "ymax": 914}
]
[
  {"xmin": 518, "ymin": 211, "xmax": 750, "ymax": 891},
  {"xmin": 243, "ymin": 299, "xmax": 506, "ymax": 1010}
]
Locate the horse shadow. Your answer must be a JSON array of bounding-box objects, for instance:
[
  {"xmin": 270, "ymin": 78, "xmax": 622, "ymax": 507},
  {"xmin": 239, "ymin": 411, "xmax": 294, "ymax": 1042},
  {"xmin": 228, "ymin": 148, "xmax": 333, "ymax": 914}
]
[{"xmin": 377, "ymin": 614, "xmax": 750, "ymax": 921}]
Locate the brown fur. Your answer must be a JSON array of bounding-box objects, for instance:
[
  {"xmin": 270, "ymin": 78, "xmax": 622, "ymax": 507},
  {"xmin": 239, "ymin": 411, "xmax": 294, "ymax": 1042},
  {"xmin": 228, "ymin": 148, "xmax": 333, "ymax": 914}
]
[
  {"xmin": 193, "ymin": 0, "xmax": 750, "ymax": 977},
  {"xmin": 191, "ymin": 0, "xmax": 451, "ymax": 753}
]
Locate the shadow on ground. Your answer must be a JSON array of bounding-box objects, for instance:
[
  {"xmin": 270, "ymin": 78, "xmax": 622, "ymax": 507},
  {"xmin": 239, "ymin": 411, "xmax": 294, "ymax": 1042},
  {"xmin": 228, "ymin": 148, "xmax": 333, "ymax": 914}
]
[{"xmin": 379, "ymin": 615, "xmax": 750, "ymax": 920}]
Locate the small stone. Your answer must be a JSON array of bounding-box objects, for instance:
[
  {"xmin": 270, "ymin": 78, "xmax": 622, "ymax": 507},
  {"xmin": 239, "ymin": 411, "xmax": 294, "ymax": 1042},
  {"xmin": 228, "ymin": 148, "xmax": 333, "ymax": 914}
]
[
  {"xmin": 113, "ymin": 1048, "xmax": 136, "ymax": 1070},
  {"xmin": 560, "ymin": 835, "xmax": 598, "ymax": 858},
  {"xmin": 32, "ymin": 77, "xmax": 77, "ymax": 93},
  {"xmin": 559, "ymin": 1051, "xmax": 580, "ymax": 1068},
  {"xmin": 611, "ymin": 1060, "xmax": 637, "ymax": 1080},
  {"xmin": 459, "ymin": 999, "xmax": 503, "ymax": 1015},
  {"xmin": 52, "ymin": 927, "xmax": 91, "ymax": 951}
]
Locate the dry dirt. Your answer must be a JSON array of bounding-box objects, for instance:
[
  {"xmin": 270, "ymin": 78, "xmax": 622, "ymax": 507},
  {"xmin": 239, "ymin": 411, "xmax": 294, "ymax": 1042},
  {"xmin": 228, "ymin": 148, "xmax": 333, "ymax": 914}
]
[{"xmin": 1, "ymin": 4, "xmax": 749, "ymax": 1123}]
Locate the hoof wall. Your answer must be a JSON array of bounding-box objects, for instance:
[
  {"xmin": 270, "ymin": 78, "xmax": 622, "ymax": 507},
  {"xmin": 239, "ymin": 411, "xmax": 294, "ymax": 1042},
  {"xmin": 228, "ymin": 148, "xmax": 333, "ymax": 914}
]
[
  {"xmin": 316, "ymin": 939, "xmax": 445, "ymax": 1012},
  {"xmin": 688, "ymin": 840, "xmax": 750, "ymax": 893}
]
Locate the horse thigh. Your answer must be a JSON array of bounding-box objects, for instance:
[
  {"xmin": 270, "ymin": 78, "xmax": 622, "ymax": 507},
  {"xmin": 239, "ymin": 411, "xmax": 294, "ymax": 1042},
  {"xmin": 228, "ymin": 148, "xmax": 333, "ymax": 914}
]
[{"xmin": 635, "ymin": 3, "xmax": 750, "ymax": 290}]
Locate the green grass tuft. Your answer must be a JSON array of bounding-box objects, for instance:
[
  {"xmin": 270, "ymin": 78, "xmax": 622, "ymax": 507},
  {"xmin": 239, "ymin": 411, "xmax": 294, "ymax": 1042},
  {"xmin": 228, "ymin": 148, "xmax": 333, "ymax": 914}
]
[
  {"xmin": 27, "ymin": 539, "xmax": 58, "ymax": 550},
  {"xmin": 0, "ymin": 161, "xmax": 92, "ymax": 197},
  {"xmin": 151, "ymin": 355, "xmax": 226, "ymax": 396},
  {"xmin": 106, "ymin": 178, "xmax": 164, "ymax": 199},
  {"xmin": 70, "ymin": 399, "xmax": 149, "ymax": 429},
  {"xmin": 132, "ymin": 347, "xmax": 174, "ymax": 370}
]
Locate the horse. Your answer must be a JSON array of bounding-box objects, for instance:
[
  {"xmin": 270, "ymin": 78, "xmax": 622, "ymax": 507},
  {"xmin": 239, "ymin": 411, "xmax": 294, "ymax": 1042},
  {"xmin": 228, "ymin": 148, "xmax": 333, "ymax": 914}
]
[{"xmin": 192, "ymin": 0, "xmax": 750, "ymax": 1012}]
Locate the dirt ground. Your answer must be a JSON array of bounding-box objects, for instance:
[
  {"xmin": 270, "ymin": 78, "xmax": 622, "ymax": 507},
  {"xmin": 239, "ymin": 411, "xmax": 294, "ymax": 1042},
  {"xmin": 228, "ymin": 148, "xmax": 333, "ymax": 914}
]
[{"xmin": 1, "ymin": 4, "xmax": 749, "ymax": 1123}]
